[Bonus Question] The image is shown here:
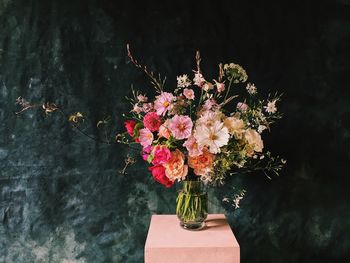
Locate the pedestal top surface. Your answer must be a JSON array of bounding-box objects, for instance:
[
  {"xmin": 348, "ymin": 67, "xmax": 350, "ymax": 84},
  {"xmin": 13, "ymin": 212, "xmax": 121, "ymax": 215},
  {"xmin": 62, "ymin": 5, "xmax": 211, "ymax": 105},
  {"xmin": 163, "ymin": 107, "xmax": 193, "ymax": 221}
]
[{"xmin": 145, "ymin": 214, "xmax": 239, "ymax": 248}]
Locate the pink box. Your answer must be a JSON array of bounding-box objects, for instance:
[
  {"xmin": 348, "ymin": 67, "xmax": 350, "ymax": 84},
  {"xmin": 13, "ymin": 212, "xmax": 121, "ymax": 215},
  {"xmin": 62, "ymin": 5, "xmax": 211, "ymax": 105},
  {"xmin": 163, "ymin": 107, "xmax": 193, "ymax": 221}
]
[{"xmin": 145, "ymin": 214, "xmax": 240, "ymax": 263}]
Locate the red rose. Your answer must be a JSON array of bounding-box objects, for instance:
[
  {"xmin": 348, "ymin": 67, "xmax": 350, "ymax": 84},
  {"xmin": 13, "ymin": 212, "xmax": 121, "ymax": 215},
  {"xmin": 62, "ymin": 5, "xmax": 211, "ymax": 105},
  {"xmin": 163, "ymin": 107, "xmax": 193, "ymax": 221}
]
[
  {"xmin": 143, "ymin": 112, "xmax": 161, "ymax": 132},
  {"xmin": 148, "ymin": 165, "xmax": 174, "ymax": 188},
  {"xmin": 124, "ymin": 120, "xmax": 136, "ymax": 136}
]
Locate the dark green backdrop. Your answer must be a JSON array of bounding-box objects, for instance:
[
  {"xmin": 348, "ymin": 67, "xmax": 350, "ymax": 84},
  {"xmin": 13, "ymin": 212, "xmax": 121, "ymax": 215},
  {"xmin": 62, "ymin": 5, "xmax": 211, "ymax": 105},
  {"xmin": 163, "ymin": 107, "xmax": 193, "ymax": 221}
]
[{"xmin": 0, "ymin": 0, "xmax": 350, "ymax": 262}]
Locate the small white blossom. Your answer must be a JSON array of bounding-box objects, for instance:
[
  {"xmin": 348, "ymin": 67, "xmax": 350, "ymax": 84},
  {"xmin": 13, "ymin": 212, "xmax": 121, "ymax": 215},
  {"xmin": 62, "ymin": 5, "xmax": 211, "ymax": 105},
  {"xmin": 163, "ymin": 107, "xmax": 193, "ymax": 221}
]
[
  {"xmin": 258, "ymin": 125, "xmax": 267, "ymax": 133},
  {"xmin": 260, "ymin": 155, "xmax": 265, "ymax": 160},
  {"xmin": 177, "ymin": 74, "xmax": 191, "ymax": 88},
  {"xmin": 246, "ymin": 83, "xmax": 257, "ymax": 95},
  {"xmin": 264, "ymin": 100, "xmax": 277, "ymax": 114},
  {"xmin": 233, "ymin": 194, "xmax": 244, "ymax": 209},
  {"xmin": 281, "ymin": 159, "xmax": 287, "ymax": 164}
]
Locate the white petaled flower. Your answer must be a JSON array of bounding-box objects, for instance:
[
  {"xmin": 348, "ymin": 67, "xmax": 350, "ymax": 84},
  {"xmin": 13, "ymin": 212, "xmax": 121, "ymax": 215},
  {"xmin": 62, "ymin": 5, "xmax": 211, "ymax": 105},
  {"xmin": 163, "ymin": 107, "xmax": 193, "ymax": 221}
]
[
  {"xmin": 197, "ymin": 110, "xmax": 223, "ymax": 128},
  {"xmin": 246, "ymin": 83, "xmax": 257, "ymax": 95},
  {"xmin": 257, "ymin": 125, "xmax": 267, "ymax": 134},
  {"xmin": 177, "ymin": 74, "xmax": 191, "ymax": 88},
  {"xmin": 264, "ymin": 100, "xmax": 277, "ymax": 114},
  {"xmin": 195, "ymin": 121, "xmax": 229, "ymax": 154}
]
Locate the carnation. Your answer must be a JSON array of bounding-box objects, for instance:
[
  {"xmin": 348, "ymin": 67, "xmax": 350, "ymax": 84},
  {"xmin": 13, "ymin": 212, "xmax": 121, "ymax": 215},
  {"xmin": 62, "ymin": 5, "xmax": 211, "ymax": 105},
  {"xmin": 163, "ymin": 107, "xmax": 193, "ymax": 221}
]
[{"xmin": 143, "ymin": 112, "xmax": 161, "ymax": 132}]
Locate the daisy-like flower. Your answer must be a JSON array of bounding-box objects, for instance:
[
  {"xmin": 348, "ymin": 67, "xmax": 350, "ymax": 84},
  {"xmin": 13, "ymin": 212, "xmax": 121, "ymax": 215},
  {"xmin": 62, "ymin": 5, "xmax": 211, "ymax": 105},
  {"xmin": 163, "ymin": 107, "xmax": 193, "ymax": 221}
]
[
  {"xmin": 169, "ymin": 115, "xmax": 193, "ymax": 140},
  {"xmin": 246, "ymin": 83, "xmax": 257, "ymax": 95},
  {"xmin": 177, "ymin": 74, "xmax": 191, "ymax": 88},
  {"xmin": 193, "ymin": 71, "xmax": 205, "ymax": 87},
  {"xmin": 194, "ymin": 121, "xmax": 229, "ymax": 154},
  {"xmin": 138, "ymin": 128, "xmax": 154, "ymax": 147},
  {"xmin": 183, "ymin": 136, "xmax": 203, "ymax": 157},
  {"xmin": 154, "ymin": 92, "xmax": 174, "ymax": 116},
  {"xmin": 257, "ymin": 125, "xmax": 267, "ymax": 133},
  {"xmin": 264, "ymin": 100, "xmax": 277, "ymax": 114}
]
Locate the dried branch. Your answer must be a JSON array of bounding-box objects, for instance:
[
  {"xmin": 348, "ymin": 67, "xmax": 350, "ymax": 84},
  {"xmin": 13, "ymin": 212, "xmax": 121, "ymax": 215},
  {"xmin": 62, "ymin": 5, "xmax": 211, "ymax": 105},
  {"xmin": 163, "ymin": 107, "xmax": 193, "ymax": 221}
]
[{"xmin": 126, "ymin": 44, "xmax": 165, "ymax": 93}]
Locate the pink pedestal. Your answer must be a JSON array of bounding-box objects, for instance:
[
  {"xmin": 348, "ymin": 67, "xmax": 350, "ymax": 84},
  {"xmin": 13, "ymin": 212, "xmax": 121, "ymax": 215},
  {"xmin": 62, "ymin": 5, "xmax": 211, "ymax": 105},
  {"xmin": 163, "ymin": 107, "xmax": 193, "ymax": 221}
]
[{"xmin": 145, "ymin": 214, "xmax": 240, "ymax": 263}]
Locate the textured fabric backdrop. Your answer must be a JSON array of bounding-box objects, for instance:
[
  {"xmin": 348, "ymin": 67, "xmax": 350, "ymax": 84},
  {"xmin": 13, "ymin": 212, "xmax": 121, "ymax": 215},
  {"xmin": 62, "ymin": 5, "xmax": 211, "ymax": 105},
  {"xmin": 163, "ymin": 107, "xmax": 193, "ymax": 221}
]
[{"xmin": 0, "ymin": 0, "xmax": 350, "ymax": 262}]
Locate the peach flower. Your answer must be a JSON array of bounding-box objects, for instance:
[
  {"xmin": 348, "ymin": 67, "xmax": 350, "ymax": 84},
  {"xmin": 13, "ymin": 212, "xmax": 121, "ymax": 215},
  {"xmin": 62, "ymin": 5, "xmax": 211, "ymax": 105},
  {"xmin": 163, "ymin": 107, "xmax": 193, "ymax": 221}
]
[
  {"xmin": 188, "ymin": 148, "xmax": 214, "ymax": 176},
  {"xmin": 163, "ymin": 149, "xmax": 188, "ymax": 181}
]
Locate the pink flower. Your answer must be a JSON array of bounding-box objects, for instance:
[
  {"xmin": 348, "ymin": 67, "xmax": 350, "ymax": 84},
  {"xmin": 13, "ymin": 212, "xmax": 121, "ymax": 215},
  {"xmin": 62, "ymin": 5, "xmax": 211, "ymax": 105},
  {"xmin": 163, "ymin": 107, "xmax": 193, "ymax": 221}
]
[
  {"xmin": 142, "ymin": 145, "xmax": 152, "ymax": 161},
  {"xmin": 142, "ymin": 103, "xmax": 153, "ymax": 113},
  {"xmin": 163, "ymin": 149, "xmax": 188, "ymax": 181},
  {"xmin": 143, "ymin": 112, "xmax": 161, "ymax": 132},
  {"xmin": 237, "ymin": 102, "xmax": 248, "ymax": 113},
  {"xmin": 183, "ymin": 88, "xmax": 195, "ymax": 100},
  {"xmin": 152, "ymin": 145, "xmax": 172, "ymax": 165},
  {"xmin": 214, "ymin": 80, "xmax": 225, "ymax": 93},
  {"xmin": 202, "ymin": 82, "xmax": 213, "ymax": 91},
  {"xmin": 149, "ymin": 165, "xmax": 174, "ymax": 188},
  {"xmin": 137, "ymin": 94, "xmax": 148, "ymax": 102},
  {"xmin": 154, "ymin": 92, "xmax": 174, "ymax": 116},
  {"xmin": 158, "ymin": 120, "xmax": 171, "ymax": 139},
  {"xmin": 202, "ymin": 99, "xmax": 218, "ymax": 111},
  {"xmin": 139, "ymin": 128, "xmax": 154, "ymax": 147},
  {"xmin": 169, "ymin": 115, "xmax": 193, "ymax": 140},
  {"xmin": 183, "ymin": 136, "xmax": 203, "ymax": 157},
  {"xmin": 132, "ymin": 104, "xmax": 142, "ymax": 113},
  {"xmin": 193, "ymin": 71, "xmax": 206, "ymax": 87}
]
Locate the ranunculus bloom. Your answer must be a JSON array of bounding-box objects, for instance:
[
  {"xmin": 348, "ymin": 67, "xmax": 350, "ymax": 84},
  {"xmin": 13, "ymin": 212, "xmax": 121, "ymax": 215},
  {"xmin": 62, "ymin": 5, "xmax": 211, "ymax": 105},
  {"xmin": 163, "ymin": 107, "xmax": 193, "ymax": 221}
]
[
  {"xmin": 244, "ymin": 128, "xmax": 264, "ymax": 153},
  {"xmin": 139, "ymin": 128, "xmax": 154, "ymax": 147},
  {"xmin": 154, "ymin": 92, "xmax": 174, "ymax": 116},
  {"xmin": 169, "ymin": 115, "xmax": 193, "ymax": 140},
  {"xmin": 224, "ymin": 116, "xmax": 245, "ymax": 139},
  {"xmin": 163, "ymin": 149, "xmax": 188, "ymax": 181},
  {"xmin": 188, "ymin": 148, "xmax": 214, "ymax": 176},
  {"xmin": 142, "ymin": 145, "xmax": 152, "ymax": 161},
  {"xmin": 149, "ymin": 165, "xmax": 174, "ymax": 188},
  {"xmin": 124, "ymin": 120, "xmax": 137, "ymax": 136},
  {"xmin": 183, "ymin": 136, "xmax": 203, "ymax": 157},
  {"xmin": 183, "ymin": 88, "xmax": 195, "ymax": 100},
  {"xmin": 152, "ymin": 145, "xmax": 172, "ymax": 165},
  {"xmin": 143, "ymin": 112, "xmax": 161, "ymax": 132}
]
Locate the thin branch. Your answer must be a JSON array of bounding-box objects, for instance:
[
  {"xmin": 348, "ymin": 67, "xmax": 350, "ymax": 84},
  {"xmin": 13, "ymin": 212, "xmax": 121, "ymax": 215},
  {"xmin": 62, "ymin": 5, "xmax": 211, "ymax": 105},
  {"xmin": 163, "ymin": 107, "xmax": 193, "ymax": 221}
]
[{"xmin": 126, "ymin": 44, "xmax": 164, "ymax": 93}]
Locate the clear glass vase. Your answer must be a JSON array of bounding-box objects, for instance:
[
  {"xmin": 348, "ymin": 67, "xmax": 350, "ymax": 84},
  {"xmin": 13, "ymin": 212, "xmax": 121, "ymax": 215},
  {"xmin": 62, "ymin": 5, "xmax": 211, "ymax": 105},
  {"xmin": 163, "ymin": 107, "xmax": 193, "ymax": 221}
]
[{"xmin": 176, "ymin": 180, "xmax": 208, "ymax": 230}]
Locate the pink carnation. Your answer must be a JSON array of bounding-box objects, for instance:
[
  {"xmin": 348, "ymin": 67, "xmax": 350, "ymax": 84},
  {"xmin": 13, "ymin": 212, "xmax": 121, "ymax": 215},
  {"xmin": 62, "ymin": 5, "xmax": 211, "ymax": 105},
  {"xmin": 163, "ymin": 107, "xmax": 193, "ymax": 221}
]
[
  {"xmin": 183, "ymin": 88, "xmax": 195, "ymax": 100},
  {"xmin": 154, "ymin": 92, "xmax": 174, "ymax": 116},
  {"xmin": 139, "ymin": 128, "xmax": 154, "ymax": 147},
  {"xmin": 143, "ymin": 112, "xmax": 161, "ymax": 132},
  {"xmin": 169, "ymin": 115, "xmax": 193, "ymax": 140},
  {"xmin": 152, "ymin": 145, "xmax": 172, "ymax": 165}
]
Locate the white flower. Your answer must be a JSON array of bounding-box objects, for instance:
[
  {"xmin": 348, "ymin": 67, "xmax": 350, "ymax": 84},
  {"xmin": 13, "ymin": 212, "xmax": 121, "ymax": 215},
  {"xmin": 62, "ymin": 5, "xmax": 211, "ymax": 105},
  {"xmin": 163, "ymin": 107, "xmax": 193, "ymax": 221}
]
[
  {"xmin": 197, "ymin": 110, "xmax": 223, "ymax": 128},
  {"xmin": 257, "ymin": 125, "xmax": 267, "ymax": 133},
  {"xmin": 177, "ymin": 74, "xmax": 191, "ymax": 88},
  {"xmin": 195, "ymin": 121, "xmax": 229, "ymax": 154},
  {"xmin": 244, "ymin": 128, "xmax": 264, "ymax": 152},
  {"xmin": 264, "ymin": 100, "xmax": 277, "ymax": 114},
  {"xmin": 246, "ymin": 83, "xmax": 257, "ymax": 95}
]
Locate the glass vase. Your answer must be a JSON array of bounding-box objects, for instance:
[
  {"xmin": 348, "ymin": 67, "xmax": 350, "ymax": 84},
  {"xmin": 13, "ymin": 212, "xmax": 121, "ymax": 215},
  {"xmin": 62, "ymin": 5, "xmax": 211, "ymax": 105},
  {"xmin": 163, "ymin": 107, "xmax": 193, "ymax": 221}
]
[{"xmin": 176, "ymin": 180, "xmax": 208, "ymax": 230}]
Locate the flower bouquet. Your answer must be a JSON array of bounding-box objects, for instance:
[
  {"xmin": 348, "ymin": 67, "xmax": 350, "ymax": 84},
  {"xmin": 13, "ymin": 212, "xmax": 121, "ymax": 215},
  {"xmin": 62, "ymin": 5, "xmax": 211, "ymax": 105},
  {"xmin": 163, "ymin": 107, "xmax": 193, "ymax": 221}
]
[
  {"xmin": 118, "ymin": 45, "xmax": 285, "ymax": 230},
  {"xmin": 15, "ymin": 45, "xmax": 285, "ymax": 230}
]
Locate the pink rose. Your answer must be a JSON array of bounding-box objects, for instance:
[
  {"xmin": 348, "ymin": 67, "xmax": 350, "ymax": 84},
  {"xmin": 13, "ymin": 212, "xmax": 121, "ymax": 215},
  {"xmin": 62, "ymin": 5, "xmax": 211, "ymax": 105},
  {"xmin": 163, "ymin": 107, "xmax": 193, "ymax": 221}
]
[
  {"xmin": 143, "ymin": 112, "xmax": 161, "ymax": 132},
  {"xmin": 149, "ymin": 165, "xmax": 174, "ymax": 188},
  {"xmin": 183, "ymin": 88, "xmax": 195, "ymax": 100},
  {"xmin": 152, "ymin": 145, "xmax": 171, "ymax": 165}
]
